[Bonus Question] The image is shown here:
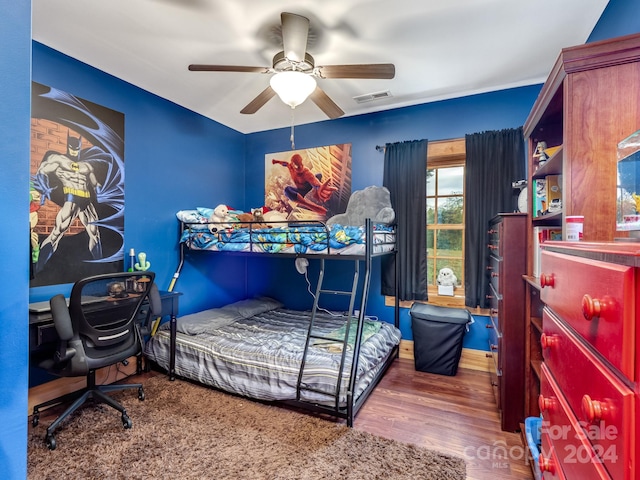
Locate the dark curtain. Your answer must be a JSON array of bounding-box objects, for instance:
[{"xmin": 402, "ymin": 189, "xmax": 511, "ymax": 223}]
[
  {"xmin": 382, "ymin": 139, "xmax": 428, "ymax": 301},
  {"xmin": 464, "ymin": 127, "xmax": 525, "ymax": 308}
]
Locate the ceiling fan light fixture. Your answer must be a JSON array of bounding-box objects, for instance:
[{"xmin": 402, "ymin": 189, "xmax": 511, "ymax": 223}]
[{"xmin": 270, "ymin": 71, "xmax": 317, "ymax": 108}]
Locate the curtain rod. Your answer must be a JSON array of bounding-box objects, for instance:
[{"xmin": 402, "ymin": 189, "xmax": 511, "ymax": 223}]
[{"xmin": 377, "ymin": 137, "xmax": 462, "ymax": 152}]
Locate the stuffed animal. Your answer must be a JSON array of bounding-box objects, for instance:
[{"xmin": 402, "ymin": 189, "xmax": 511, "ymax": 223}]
[
  {"xmin": 250, "ymin": 208, "xmax": 270, "ymax": 228},
  {"xmin": 208, "ymin": 204, "xmax": 231, "ymax": 233},
  {"xmin": 437, "ymin": 267, "xmax": 458, "ymax": 287},
  {"xmin": 233, "ymin": 212, "xmax": 251, "ymax": 227},
  {"xmin": 236, "ymin": 210, "xmax": 269, "ymax": 229},
  {"xmin": 325, "ymin": 186, "xmax": 395, "ymax": 227}
]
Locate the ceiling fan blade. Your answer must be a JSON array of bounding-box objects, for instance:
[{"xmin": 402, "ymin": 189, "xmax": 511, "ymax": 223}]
[
  {"xmin": 317, "ymin": 64, "xmax": 395, "ymax": 79},
  {"xmin": 240, "ymin": 86, "xmax": 277, "ymax": 114},
  {"xmin": 309, "ymin": 87, "xmax": 344, "ymax": 119},
  {"xmin": 281, "ymin": 12, "xmax": 309, "ymax": 62},
  {"xmin": 189, "ymin": 64, "xmax": 270, "ymax": 73}
]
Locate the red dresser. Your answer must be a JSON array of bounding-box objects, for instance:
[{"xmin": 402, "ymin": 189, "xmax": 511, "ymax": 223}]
[{"xmin": 538, "ymin": 242, "xmax": 637, "ymax": 480}]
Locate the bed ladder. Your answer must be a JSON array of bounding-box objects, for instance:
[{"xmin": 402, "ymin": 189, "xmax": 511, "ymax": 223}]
[{"xmin": 296, "ymin": 257, "xmax": 368, "ymax": 418}]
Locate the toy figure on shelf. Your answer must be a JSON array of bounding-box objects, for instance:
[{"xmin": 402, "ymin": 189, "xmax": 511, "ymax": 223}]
[
  {"xmin": 134, "ymin": 252, "xmax": 150, "ymax": 271},
  {"xmin": 533, "ymin": 141, "xmax": 548, "ymax": 168}
]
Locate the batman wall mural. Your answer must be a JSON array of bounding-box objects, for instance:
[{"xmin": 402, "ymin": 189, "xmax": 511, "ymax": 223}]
[{"xmin": 30, "ymin": 82, "xmax": 125, "ymax": 286}]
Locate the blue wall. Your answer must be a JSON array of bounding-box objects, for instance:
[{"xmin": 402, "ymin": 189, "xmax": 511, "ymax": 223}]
[
  {"xmin": 1, "ymin": 0, "xmax": 638, "ymax": 476},
  {"xmin": 243, "ymin": 87, "xmax": 540, "ymax": 343},
  {"xmin": 588, "ymin": 0, "xmax": 640, "ymax": 42},
  {"xmin": 1, "ymin": 2, "xmax": 31, "ymax": 478},
  {"xmin": 29, "ymin": 43, "xmax": 250, "ymax": 315}
]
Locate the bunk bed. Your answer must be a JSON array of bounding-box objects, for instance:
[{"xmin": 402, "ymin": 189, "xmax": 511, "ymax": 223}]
[{"xmin": 144, "ymin": 197, "xmax": 401, "ymax": 427}]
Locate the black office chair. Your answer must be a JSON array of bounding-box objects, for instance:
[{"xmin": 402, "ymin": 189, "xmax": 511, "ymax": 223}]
[{"xmin": 31, "ymin": 271, "xmax": 161, "ymax": 450}]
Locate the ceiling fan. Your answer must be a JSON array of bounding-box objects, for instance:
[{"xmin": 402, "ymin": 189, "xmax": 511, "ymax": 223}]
[{"xmin": 188, "ymin": 12, "xmax": 395, "ymax": 119}]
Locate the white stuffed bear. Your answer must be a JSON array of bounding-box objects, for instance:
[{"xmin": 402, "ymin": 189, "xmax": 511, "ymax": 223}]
[
  {"xmin": 208, "ymin": 204, "xmax": 231, "ymax": 233},
  {"xmin": 437, "ymin": 267, "xmax": 458, "ymax": 287}
]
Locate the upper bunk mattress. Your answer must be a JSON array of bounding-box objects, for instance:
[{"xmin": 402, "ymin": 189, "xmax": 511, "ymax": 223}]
[{"xmin": 177, "ymin": 209, "xmax": 395, "ymax": 255}]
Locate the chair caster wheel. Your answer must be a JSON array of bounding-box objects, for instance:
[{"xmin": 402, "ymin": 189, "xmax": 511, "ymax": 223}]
[
  {"xmin": 138, "ymin": 387, "xmax": 145, "ymax": 401},
  {"xmin": 45, "ymin": 434, "xmax": 56, "ymax": 450},
  {"xmin": 122, "ymin": 413, "xmax": 132, "ymax": 429},
  {"xmin": 32, "ymin": 414, "xmax": 39, "ymax": 428}
]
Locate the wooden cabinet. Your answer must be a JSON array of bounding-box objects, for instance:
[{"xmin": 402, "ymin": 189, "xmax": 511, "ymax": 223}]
[
  {"xmin": 522, "ymin": 33, "xmax": 640, "ymax": 425},
  {"xmin": 524, "ymin": 32, "xmax": 640, "ymax": 243},
  {"xmin": 538, "ymin": 242, "xmax": 637, "ymax": 480},
  {"xmin": 487, "ymin": 213, "xmax": 526, "ymax": 432}
]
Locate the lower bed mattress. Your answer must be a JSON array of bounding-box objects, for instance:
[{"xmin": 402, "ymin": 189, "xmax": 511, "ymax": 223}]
[{"xmin": 144, "ymin": 298, "xmax": 402, "ymax": 407}]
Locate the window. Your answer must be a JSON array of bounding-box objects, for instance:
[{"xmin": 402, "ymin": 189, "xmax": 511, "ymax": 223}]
[
  {"xmin": 385, "ymin": 138, "xmax": 466, "ymax": 309},
  {"xmin": 426, "ymin": 139, "xmax": 466, "ymax": 306}
]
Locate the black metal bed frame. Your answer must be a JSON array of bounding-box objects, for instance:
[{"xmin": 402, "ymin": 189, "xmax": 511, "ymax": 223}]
[{"xmin": 168, "ymin": 217, "xmax": 399, "ymax": 427}]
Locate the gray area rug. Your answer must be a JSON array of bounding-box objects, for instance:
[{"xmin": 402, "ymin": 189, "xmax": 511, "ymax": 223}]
[{"xmin": 28, "ymin": 376, "xmax": 466, "ymax": 479}]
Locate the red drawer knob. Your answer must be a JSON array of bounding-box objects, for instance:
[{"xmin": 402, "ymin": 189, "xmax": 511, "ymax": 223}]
[
  {"xmin": 490, "ymin": 308, "xmax": 498, "ymax": 316},
  {"xmin": 486, "ymin": 265, "xmax": 493, "ymax": 271},
  {"xmin": 538, "ymin": 394, "xmax": 555, "ymax": 413},
  {"xmin": 490, "ymin": 344, "xmax": 498, "ymax": 351},
  {"xmin": 581, "ymin": 294, "xmax": 602, "ymax": 320},
  {"xmin": 540, "ymin": 333, "xmax": 558, "ymax": 349},
  {"xmin": 539, "ymin": 454, "xmax": 556, "ymax": 474},
  {"xmin": 491, "ymin": 272, "xmax": 499, "ymax": 278},
  {"xmin": 582, "ymin": 394, "xmax": 609, "ymax": 424},
  {"xmin": 485, "ymin": 323, "xmax": 494, "ymax": 329},
  {"xmin": 488, "ymin": 244, "xmax": 497, "ymax": 250},
  {"xmin": 540, "ymin": 273, "xmax": 554, "ymax": 288}
]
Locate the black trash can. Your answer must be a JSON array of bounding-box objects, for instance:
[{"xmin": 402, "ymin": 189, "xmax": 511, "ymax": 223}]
[{"xmin": 410, "ymin": 303, "xmax": 472, "ymax": 376}]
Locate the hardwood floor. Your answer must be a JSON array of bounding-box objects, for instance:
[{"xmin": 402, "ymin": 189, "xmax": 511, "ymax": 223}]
[{"xmin": 354, "ymin": 358, "xmax": 534, "ymax": 480}]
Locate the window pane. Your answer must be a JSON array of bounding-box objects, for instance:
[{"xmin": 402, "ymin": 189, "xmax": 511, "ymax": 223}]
[
  {"xmin": 436, "ymin": 230, "xmax": 463, "ymax": 257},
  {"xmin": 426, "ymin": 229, "xmax": 434, "ymax": 256},
  {"xmin": 437, "ymin": 196, "xmax": 463, "ymax": 224},
  {"xmin": 437, "ymin": 166, "xmax": 463, "ymax": 195},
  {"xmin": 436, "ymin": 258, "xmax": 462, "ymax": 286},
  {"xmin": 426, "ymin": 169, "xmax": 436, "ymax": 196},
  {"xmin": 427, "ymin": 256, "xmax": 435, "ymax": 286},
  {"xmin": 426, "ymin": 198, "xmax": 436, "ymax": 224}
]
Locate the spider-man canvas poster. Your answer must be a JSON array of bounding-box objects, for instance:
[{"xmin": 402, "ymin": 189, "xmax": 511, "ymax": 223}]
[
  {"xmin": 265, "ymin": 143, "xmax": 352, "ymax": 221},
  {"xmin": 30, "ymin": 82, "xmax": 125, "ymax": 287}
]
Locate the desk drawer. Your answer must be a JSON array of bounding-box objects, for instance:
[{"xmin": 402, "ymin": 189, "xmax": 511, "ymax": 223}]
[
  {"xmin": 540, "ymin": 250, "xmax": 634, "ymax": 379},
  {"xmin": 33, "ymin": 323, "xmax": 57, "ymax": 349},
  {"xmin": 542, "ymin": 309, "xmax": 634, "ymax": 480},
  {"xmin": 539, "ymin": 364, "xmax": 612, "ymax": 480}
]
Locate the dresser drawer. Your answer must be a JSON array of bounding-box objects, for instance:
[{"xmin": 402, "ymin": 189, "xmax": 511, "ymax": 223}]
[
  {"xmin": 539, "ymin": 364, "xmax": 613, "ymax": 480},
  {"xmin": 488, "ymin": 313, "xmax": 501, "ymax": 375},
  {"xmin": 489, "ymin": 255, "xmax": 501, "ymax": 293},
  {"xmin": 540, "ymin": 433, "xmax": 567, "ymax": 479},
  {"xmin": 540, "ymin": 250, "xmax": 635, "ymax": 379},
  {"xmin": 542, "ymin": 309, "xmax": 634, "ymax": 480}
]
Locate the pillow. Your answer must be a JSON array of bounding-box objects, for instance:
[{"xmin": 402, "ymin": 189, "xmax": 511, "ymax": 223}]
[
  {"xmin": 176, "ymin": 308, "xmax": 240, "ymax": 335},
  {"xmin": 219, "ymin": 296, "xmax": 283, "ymax": 319},
  {"xmin": 175, "ymin": 297, "xmax": 283, "ymax": 335},
  {"xmin": 176, "ymin": 209, "xmax": 211, "ymax": 231}
]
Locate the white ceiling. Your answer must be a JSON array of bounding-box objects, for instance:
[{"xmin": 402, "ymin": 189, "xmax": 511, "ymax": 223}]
[{"xmin": 32, "ymin": 0, "xmax": 610, "ymax": 134}]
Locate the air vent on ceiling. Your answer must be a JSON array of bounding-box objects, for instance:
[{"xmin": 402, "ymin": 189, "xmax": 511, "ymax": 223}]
[{"xmin": 353, "ymin": 90, "xmax": 392, "ymax": 104}]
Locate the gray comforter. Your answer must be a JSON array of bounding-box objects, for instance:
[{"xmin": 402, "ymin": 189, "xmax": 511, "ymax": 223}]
[{"xmin": 144, "ymin": 299, "xmax": 401, "ymax": 406}]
